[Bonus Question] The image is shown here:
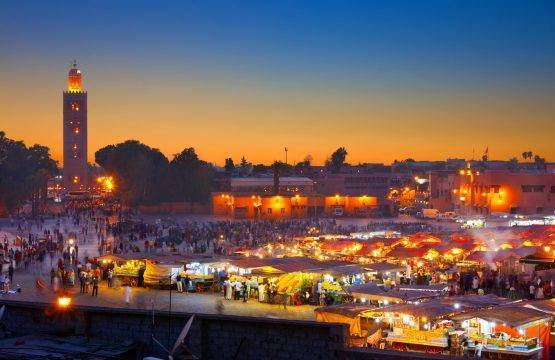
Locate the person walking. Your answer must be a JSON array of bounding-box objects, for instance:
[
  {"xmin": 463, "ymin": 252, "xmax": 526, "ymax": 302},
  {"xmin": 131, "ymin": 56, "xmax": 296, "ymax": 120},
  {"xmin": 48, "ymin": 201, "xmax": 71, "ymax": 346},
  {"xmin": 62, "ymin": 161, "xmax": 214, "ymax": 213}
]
[{"xmin": 91, "ymin": 276, "xmax": 99, "ymax": 296}]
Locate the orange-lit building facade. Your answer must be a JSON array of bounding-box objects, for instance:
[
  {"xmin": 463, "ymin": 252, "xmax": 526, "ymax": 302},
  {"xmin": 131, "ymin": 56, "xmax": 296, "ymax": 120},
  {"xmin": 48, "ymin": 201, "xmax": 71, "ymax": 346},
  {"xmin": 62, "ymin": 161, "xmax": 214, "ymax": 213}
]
[
  {"xmin": 63, "ymin": 63, "xmax": 89, "ymax": 192},
  {"xmin": 212, "ymin": 193, "xmax": 378, "ymax": 219},
  {"xmin": 430, "ymin": 168, "xmax": 555, "ymax": 215},
  {"xmin": 213, "ymin": 176, "xmax": 379, "ymax": 219}
]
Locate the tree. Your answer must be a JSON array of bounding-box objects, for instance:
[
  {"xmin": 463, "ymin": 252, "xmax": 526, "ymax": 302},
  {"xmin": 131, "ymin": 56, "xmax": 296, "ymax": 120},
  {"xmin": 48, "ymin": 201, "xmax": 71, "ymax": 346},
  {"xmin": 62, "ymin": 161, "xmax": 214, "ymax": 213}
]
[
  {"xmin": 224, "ymin": 158, "xmax": 235, "ymax": 174},
  {"xmin": 534, "ymin": 155, "xmax": 546, "ymax": 170},
  {"xmin": 295, "ymin": 155, "xmax": 312, "ymax": 173},
  {"xmin": 168, "ymin": 148, "xmax": 214, "ymax": 202},
  {"xmin": 0, "ymin": 132, "xmax": 58, "ymax": 215},
  {"xmin": 95, "ymin": 140, "xmax": 169, "ymax": 205},
  {"xmin": 329, "ymin": 147, "xmax": 348, "ymax": 173},
  {"xmin": 522, "ymin": 151, "xmax": 533, "ymax": 162},
  {"xmin": 507, "ymin": 157, "xmax": 519, "ymax": 172},
  {"xmin": 238, "ymin": 156, "xmax": 252, "ymax": 176}
]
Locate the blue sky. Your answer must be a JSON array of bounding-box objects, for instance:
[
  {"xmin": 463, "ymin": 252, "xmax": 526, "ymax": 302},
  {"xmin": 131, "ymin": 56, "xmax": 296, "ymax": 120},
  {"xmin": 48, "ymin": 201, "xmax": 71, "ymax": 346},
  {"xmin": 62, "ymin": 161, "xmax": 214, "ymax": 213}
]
[{"xmin": 1, "ymin": 1, "xmax": 554, "ymax": 164}]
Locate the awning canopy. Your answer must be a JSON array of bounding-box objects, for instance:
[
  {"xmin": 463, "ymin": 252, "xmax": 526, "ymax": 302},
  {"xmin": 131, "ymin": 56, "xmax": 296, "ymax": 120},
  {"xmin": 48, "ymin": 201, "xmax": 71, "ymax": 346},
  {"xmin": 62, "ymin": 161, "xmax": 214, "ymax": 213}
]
[
  {"xmin": 378, "ymin": 294, "xmax": 509, "ymax": 321},
  {"xmin": 452, "ymin": 305, "xmax": 551, "ymax": 328},
  {"xmin": 347, "ymin": 283, "xmax": 441, "ymax": 303},
  {"xmin": 364, "ymin": 262, "xmax": 406, "ymax": 274}
]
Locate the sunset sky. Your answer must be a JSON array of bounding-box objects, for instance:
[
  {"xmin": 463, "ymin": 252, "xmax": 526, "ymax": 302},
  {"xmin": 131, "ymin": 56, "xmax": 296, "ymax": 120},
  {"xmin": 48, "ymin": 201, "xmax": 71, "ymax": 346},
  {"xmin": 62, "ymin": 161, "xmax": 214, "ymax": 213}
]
[{"xmin": 1, "ymin": 1, "xmax": 554, "ymax": 166}]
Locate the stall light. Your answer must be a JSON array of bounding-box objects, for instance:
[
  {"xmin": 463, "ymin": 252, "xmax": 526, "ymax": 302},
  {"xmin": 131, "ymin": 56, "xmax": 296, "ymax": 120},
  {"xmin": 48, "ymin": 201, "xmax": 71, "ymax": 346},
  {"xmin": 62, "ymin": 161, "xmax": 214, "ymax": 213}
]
[
  {"xmin": 383, "ymin": 300, "xmax": 389, "ymax": 305},
  {"xmin": 502, "ymin": 323, "xmax": 506, "ymax": 327},
  {"xmin": 375, "ymin": 318, "xmax": 381, "ymax": 323},
  {"xmin": 424, "ymin": 323, "xmax": 430, "ymax": 330},
  {"xmin": 518, "ymin": 328, "xmax": 524, "ymax": 335},
  {"xmin": 461, "ymin": 321, "xmax": 468, "ymax": 329},
  {"xmin": 453, "ymin": 303, "xmax": 460, "ymax": 310},
  {"xmin": 361, "ymin": 298, "xmax": 366, "ymax": 303}
]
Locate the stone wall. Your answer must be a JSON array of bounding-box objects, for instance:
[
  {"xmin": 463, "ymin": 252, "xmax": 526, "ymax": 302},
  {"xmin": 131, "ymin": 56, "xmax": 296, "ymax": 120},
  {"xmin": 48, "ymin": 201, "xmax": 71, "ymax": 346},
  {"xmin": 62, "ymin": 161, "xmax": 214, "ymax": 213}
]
[
  {"xmin": 0, "ymin": 300, "xmax": 347, "ymax": 359},
  {"xmin": 138, "ymin": 202, "xmax": 210, "ymax": 215}
]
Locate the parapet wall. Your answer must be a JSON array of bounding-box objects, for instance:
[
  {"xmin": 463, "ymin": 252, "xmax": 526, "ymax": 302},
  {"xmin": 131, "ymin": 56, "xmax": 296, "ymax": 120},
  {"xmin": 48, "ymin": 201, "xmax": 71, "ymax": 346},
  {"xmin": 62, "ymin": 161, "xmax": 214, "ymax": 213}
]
[
  {"xmin": 0, "ymin": 300, "xmax": 346, "ymax": 359},
  {"xmin": 0, "ymin": 300, "xmax": 453, "ymax": 359}
]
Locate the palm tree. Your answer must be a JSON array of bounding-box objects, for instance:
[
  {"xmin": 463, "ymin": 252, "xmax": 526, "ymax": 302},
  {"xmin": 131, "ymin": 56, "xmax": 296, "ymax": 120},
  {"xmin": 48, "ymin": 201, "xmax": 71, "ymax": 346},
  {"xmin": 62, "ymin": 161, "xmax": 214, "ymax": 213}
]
[{"xmin": 522, "ymin": 151, "xmax": 533, "ymax": 162}]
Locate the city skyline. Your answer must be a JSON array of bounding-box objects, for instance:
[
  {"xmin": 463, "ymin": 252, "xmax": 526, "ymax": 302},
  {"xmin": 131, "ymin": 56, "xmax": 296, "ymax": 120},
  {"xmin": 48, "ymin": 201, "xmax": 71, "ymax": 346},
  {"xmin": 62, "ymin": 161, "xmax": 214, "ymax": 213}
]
[{"xmin": 1, "ymin": 1, "xmax": 554, "ymax": 166}]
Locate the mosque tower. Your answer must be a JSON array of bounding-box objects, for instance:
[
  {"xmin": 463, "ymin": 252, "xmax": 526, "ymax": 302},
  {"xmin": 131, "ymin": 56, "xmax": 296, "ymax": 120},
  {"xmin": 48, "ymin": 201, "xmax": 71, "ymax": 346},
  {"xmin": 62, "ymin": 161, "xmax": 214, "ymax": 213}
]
[{"xmin": 63, "ymin": 62, "xmax": 88, "ymax": 193}]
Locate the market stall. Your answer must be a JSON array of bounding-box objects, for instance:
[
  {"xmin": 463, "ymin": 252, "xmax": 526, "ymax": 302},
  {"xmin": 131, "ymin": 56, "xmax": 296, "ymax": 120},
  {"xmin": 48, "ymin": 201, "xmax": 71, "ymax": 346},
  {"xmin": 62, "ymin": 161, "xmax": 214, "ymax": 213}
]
[
  {"xmin": 364, "ymin": 262, "xmax": 407, "ymax": 285},
  {"xmin": 315, "ymin": 303, "xmax": 378, "ymax": 343},
  {"xmin": 367, "ymin": 294, "xmax": 509, "ymax": 354},
  {"xmin": 112, "ymin": 259, "xmax": 145, "ymax": 286},
  {"xmin": 453, "ymin": 306, "xmax": 551, "ymax": 359},
  {"xmin": 143, "ymin": 259, "xmax": 183, "ymax": 286}
]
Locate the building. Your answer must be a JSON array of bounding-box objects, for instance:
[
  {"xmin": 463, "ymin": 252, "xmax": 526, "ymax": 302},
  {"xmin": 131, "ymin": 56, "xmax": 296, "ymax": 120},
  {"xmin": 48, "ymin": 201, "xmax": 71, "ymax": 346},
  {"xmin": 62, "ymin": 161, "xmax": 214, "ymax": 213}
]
[
  {"xmin": 230, "ymin": 177, "xmax": 315, "ymax": 195},
  {"xmin": 63, "ymin": 62, "xmax": 88, "ymax": 193},
  {"xmin": 212, "ymin": 193, "xmax": 378, "ymax": 219},
  {"xmin": 212, "ymin": 176, "xmax": 378, "ymax": 219},
  {"xmin": 429, "ymin": 170, "xmax": 458, "ymax": 212},
  {"xmin": 430, "ymin": 167, "xmax": 555, "ymax": 215}
]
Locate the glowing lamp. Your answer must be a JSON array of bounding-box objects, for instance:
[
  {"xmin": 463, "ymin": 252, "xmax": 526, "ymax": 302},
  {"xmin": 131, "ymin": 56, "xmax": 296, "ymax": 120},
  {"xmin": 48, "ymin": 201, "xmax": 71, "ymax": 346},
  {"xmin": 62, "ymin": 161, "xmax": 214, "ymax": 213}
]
[{"xmin": 57, "ymin": 296, "xmax": 72, "ymax": 308}]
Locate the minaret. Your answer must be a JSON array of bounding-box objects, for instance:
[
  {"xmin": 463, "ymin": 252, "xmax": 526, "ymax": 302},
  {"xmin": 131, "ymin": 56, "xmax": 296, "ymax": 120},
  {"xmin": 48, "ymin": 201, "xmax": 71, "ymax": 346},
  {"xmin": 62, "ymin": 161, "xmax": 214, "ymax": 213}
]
[{"xmin": 63, "ymin": 62, "xmax": 88, "ymax": 193}]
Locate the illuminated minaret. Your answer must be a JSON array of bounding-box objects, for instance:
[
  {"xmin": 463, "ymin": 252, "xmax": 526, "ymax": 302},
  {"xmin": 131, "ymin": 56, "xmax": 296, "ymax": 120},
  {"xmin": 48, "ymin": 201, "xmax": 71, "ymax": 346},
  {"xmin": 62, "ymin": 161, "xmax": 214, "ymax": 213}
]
[{"xmin": 63, "ymin": 61, "xmax": 88, "ymax": 192}]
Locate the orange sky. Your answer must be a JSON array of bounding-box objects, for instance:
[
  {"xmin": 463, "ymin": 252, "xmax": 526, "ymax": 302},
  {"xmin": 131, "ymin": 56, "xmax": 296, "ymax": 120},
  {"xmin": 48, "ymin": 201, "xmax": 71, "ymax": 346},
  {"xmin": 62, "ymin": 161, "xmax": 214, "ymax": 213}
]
[{"xmin": 1, "ymin": 65, "xmax": 554, "ymax": 167}]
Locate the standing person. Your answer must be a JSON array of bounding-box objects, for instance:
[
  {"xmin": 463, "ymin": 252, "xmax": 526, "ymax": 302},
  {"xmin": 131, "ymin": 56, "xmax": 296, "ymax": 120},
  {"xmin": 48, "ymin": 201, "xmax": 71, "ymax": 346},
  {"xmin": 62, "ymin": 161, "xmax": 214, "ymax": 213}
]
[
  {"xmin": 107, "ymin": 269, "xmax": 113, "ymax": 288},
  {"xmin": 242, "ymin": 281, "xmax": 248, "ymax": 302},
  {"xmin": 258, "ymin": 282, "xmax": 266, "ymax": 302},
  {"xmin": 474, "ymin": 340, "xmax": 483, "ymax": 358},
  {"xmin": 234, "ymin": 281, "xmax": 242, "ymax": 300},
  {"xmin": 184, "ymin": 274, "xmax": 191, "ymax": 293},
  {"xmin": 472, "ymin": 276, "xmax": 480, "ymax": 294},
  {"xmin": 8, "ymin": 263, "xmax": 14, "ymax": 284},
  {"xmin": 124, "ymin": 283, "xmax": 132, "ymax": 304},
  {"xmin": 79, "ymin": 271, "xmax": 86, "ymax": 293},
  {"xmin": 529, "ymin": 283, "xmax": 536, "ymax": 300},
  {"xmin": 176, "ymin": 272, "xmax": 183, "ymax": 293},
  {"xmin": 91, "ymin": 276, "xmax": 99, "ymax": 296},
  {"xmin": 225, "ymin": 280, "xmax": 233, "ymax": 300}
]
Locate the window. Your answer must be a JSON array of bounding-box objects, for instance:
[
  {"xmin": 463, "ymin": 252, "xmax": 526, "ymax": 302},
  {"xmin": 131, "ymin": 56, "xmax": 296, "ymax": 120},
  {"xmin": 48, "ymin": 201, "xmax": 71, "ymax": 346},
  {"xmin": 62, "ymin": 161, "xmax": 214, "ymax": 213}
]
[
  {"xmin": 280, "ymin": 208, "xmax": 285, "ymax": 214},
  {"xmin": 537, "ymin": 207, "xmax": 544, "ymax": 214},
  {"xmin": 522, "ymin": 185, "xmax": 545, "ymax": 193},
  {"xmin": 551, "ymin": 186, "xmax": 555, "ymax": 193},
  {"xmin": 70, "ymin": 102, "xmax": 80, "ymax": 111},
  {"xmin": 267, "ymin": 208, "xmax": 272, "ymax": 215}
]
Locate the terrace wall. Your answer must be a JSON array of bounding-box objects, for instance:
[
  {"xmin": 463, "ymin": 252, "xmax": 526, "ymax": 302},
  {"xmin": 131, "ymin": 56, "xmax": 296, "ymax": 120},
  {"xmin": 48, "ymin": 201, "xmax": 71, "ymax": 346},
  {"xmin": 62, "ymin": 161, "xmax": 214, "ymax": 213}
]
[{"xmin": 0, "ymin": 300, "xmax": 454, "ymax": 359}]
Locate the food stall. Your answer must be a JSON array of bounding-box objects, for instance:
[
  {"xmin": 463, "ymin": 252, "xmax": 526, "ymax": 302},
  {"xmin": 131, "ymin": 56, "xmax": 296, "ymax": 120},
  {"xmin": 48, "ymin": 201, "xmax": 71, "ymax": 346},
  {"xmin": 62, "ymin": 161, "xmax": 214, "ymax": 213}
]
[
  {"xmin": 315, "ymin": 303, "xmax": 380, "ymax": 346},
  {"xmin": 183, "ymin": 259, "xmax": 229, "ymax": 292},
  {"xmin": 368, "ymin": 294, "xmax": 509, "ymax": 354},
  {"xmin": 364, "ymin": 262, "xmax": 408, "ymax": 285},
  {"xmin": 112, "ymin": 258, "xmax": 145, "ymax": 286},
  {"xmin": 453, "ymin": 306, "xmax": 551, "ymax": 359}
]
